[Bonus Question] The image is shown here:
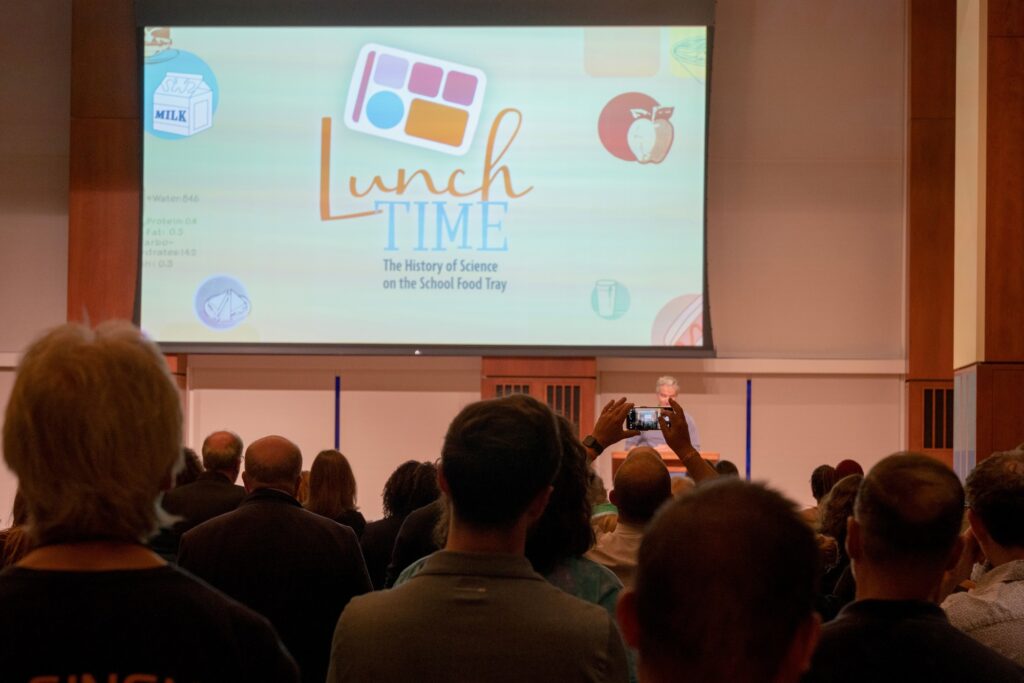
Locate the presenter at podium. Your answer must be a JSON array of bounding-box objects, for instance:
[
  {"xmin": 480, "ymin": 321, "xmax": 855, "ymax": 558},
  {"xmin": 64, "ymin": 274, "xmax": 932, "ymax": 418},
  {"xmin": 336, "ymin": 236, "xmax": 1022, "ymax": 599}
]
[{"xmin": 624, "ymin": 375, "xmax": 700, "ymax": 451}]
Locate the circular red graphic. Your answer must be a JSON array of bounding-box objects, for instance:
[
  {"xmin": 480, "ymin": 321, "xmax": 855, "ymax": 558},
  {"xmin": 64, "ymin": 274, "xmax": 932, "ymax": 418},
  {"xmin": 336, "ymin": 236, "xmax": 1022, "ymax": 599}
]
[{"xmin": 598, "ymin": 92, "xmax": 660, "ymax": 161}]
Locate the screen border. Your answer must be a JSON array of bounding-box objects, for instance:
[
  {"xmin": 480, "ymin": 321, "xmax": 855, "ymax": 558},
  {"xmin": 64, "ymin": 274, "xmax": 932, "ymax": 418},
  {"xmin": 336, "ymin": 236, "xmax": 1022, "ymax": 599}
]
[{"xmin": 135, "ymin": 1, "xmax": 716, "ymax": 357}]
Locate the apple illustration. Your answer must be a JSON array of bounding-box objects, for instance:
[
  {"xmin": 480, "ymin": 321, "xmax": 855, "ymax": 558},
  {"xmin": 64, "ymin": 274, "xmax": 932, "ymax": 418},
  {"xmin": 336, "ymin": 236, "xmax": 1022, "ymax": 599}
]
[{"xmin": 627, "ymin": 106, "xmax": 675, "ymax": 164}]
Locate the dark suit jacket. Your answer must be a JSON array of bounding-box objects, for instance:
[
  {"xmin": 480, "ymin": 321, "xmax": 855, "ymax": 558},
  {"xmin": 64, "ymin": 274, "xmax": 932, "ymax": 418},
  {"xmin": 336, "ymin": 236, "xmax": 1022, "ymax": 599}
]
[
  {"xmin": 359, "ymin": 515, "xmax": 404, "ymax": 590},
  {"xmin": 152, "ymin": 472, "xmax": 247, "ymax": 560},
  {"xmin": 178, "ymin": 488, "xmax": 371, "ymax": 683},
  {"xmin": 384, "ymin": 499, "xmax": 443, "ymax": 587}
]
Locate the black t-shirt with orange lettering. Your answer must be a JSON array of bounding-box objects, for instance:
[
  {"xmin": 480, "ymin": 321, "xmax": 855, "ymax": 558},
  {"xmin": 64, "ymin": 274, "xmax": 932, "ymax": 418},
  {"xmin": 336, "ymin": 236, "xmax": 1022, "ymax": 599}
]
[{"xmin": 0, "ymin": 564, "xmax": 298, "ymax": 683}]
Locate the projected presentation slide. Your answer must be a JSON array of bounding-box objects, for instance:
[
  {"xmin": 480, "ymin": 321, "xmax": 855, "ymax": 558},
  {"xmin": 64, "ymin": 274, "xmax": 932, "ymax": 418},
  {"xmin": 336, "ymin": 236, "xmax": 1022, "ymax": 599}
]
[{"xmin": 140, "ymin": 26, "xmax": 708, "ymax": 348}]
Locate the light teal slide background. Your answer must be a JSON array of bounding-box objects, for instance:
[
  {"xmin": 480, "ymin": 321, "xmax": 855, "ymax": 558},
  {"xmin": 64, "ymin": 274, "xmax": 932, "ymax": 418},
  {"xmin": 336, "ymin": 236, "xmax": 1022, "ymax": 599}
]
[{"xmin": 141, "ymin": 27, "xmax": 707, "ymax": 346}]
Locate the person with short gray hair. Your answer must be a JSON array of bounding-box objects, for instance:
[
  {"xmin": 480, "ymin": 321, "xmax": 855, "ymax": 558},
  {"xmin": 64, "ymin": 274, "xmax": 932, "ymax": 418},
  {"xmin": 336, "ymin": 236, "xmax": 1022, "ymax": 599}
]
[
  {"xmin": 624, "ymin": 376, "xmax": 700, "ymax": 451},
  {"xmin": 200, "ymin": 429, "xmax": 244, "ymax": 472},
  {"xmin": 155, "ymin": 429, "xmax": 247, "ymax": 560},
  {"xmin": 0, "ymin": 321, "xmax": 297, "ymax": 681}
]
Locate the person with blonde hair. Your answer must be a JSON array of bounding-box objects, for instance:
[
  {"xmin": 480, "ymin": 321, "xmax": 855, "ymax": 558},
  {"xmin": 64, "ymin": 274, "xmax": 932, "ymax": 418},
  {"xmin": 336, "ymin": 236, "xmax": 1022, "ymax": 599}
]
[
  {"xmin": 306, "ymin": 449, "xmax": 366, "ymax": 537},
  {"xmin": 0, "ymin": 321, "xmax": 297, "ymax": 681}
]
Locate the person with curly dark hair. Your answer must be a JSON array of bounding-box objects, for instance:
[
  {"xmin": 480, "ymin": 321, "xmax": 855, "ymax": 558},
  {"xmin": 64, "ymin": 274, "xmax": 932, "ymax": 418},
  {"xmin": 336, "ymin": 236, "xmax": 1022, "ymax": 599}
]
[{"xmin": 360, "ymin": 460, "xmax": 439, "ymax": 589}]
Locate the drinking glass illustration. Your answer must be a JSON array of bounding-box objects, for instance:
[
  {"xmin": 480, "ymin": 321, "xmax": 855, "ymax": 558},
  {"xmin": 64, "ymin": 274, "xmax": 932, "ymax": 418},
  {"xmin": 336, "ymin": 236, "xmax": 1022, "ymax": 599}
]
[{"xmin": 594, "ymin": 280, "xmax": 618, "ymax": 318}]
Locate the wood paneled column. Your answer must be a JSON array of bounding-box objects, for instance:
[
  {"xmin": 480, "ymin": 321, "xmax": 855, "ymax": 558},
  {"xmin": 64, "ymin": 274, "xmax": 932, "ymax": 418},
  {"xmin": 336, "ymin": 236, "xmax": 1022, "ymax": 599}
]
[
  {"xmin": 906, "ymin": 0, "xmax": 956, "ymax": 463},
  {"xmin": 953, "ymin": 0, "xmax": 1024, "ymax": 475},
  {"xmin": 68, "ymin": 0, "xmax": 138, "ymax": 324}
]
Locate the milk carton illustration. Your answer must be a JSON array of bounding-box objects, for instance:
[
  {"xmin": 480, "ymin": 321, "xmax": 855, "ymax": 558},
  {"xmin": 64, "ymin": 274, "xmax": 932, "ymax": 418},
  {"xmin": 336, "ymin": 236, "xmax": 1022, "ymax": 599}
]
[{"xmin": 153, "ymin": 72, "xmax": 213, "ymax": 136}]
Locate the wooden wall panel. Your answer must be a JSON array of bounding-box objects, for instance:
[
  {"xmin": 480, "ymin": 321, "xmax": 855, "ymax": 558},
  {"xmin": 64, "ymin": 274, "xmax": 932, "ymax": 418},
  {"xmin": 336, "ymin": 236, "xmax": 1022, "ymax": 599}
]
[
  {"xmin": 989, "ymin": 0, "xmax": 1024, "ymax": 36},
  {"xmin": 68, "ymin": 0, "xmax": 139, "ymax": 325},
  {"xmin": 909, "ymin": 0, "xmax": 957, "ymax": 119},
  {"xmin": 906, "ymin": 1, "xmax": 955, "ymax": 461},
  {"xmin": 907, "ymin": 117, "xmax": 955, "ymax": 380},
  {"xmin": 906, "ymin": 1, "xmax": 955, "ymax": 382},
  {"xmin": 984, "ymin": 37, "xmax": 1024, "ymax": 361},
  {"xmin": 481, "ymin": 358, "xmax": 598, "ymax": 438},
  {"xmin": 989, "ymin": 366, "xmax": 1024, "ymax": 451},
  {"xmin": 71, "ymin": 0, "xmax": 137, "ymax": 119},
  {"xmin": 968, "ymin": 364, "xmax": 1024, "ymax": 462},
  {"xmin": 67, "ymin": 118, "xmax": 139, "ymax": 324},
  {"xmin": 482, "ymin": 357, "xmax": 597, "ymax": 379}
]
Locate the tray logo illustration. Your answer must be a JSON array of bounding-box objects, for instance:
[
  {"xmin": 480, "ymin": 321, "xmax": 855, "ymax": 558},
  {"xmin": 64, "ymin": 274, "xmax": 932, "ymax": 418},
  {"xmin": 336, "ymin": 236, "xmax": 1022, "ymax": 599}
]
[
  {"xmin": 153, "ymin": 73, "xmax": 214, "ymax": 137},
  {"xmin": 344, "ymin": 44, "xmax": 487, "ymax": 156},
  {"xmin": 195, "ymin": 275, "xmax": 251, "ymax": 330},
  {"xmin": 598, "ymin": 93, "xmax": 675, "ymax": 164}
]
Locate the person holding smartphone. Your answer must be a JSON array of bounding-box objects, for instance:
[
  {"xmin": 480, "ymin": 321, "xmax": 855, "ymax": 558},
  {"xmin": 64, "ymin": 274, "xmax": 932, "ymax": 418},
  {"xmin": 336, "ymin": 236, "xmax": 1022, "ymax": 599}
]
[{"xmin": 625, "ymin": 376, "xmax": 700, "ymax": 451}]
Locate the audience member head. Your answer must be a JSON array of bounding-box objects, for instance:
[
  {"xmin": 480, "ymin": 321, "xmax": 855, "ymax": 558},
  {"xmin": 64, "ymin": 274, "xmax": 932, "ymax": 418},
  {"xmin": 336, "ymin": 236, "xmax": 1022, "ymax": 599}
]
[
  {"xmin": 525, "ymin": 414, "xmax": 594, "ymax": 575},
  {"xmin": 2, "ymin": 322, "xmax": 182, "ymax": 545},
  {"xmin": 381, "ymin": 460, "xmax": 439, "ymax": 519},
  {"xmin": 175, "ymin": 447, "xmax": 203, "ymax": 488},
  {"xmin": 965, "ymin": 449, "xmax": 1024, "ymax": 557},
  {"xmin": 201, "ymin": 430, "xmax": 243, "ymax": 481},
  {"xmin": 835, "ymin": 459, "xmax": 864, "ymax": 480},
  {"xmin": 242, "ymin": 436, "xmax": 303, "ymax": 497},
  {"xmin": 654, "ymin": 376, "xmax": 680, "ymax": 407},
  {"xmin": 612, "ymin": 448, "xmax": 672, "ymax": 526},
  {"xmin": 810, "ymin": 464, "xmax": 837, "ymax": 503},
  {"xmin": 440, "ymin": 394, "xmax": 560, "ymax": 529},
  {"xmin": 619, "ymin": 479, "xmax": 820, "ymax": 683},
  {"xmin": 850, "ymin": 453, "xmax": 963, "ymax": 579},
  {"xmin": 671, "ymin": 475, "xmax": 696, "ymax": 498},
  {"xmin": 818, "ymin": 474, "xmax": 862, "ymax": 553},
  {"xmin": 715, "ymin": 459, "xmax": 740, "ymax": 477},
  {"xmin": 306, "ymin": 449, "xmax": 358, "ymax": 519}
]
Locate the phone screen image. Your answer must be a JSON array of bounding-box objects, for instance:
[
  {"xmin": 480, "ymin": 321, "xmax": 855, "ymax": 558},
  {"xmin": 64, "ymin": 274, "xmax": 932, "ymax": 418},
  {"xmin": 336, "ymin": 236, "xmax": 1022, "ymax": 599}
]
[{"xmin": 627, "ymin": 407, "xmax": 668, "ymax": 431}]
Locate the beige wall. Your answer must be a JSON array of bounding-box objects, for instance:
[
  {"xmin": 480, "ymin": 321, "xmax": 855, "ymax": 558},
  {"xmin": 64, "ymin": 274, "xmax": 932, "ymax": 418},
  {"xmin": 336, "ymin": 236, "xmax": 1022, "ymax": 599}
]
[
  {"xmin": 0, "ymin": 0, "xmax": 908, "ymax": 523},
  {"xmin": 708, "ymin": 0, "xmax": 906, "ymax": 359},
  {"xmin": 0, "ymin": 1, "xmax": 72, "ymax": 523},
  {"xmin": 171, "ymin": 357, "xmax": 903, "ymax": 521}
]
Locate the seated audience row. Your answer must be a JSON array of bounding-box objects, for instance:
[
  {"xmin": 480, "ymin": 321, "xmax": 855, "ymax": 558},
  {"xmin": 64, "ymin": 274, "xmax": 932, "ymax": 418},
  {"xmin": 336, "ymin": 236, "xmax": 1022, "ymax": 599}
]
[{"xmin": 2, "ymin": 320, "xmax": 1021, "ymax": 683}]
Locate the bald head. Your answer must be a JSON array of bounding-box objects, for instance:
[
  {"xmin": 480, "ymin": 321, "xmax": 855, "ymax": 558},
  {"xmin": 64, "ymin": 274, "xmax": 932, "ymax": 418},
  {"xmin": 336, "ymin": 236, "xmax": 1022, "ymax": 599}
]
[
  {"xmin": 201, "ymin": 430, "xmax": 243, "ymax": 477},
  {"xmin": 854, "ymin": 453, "xmax": 964, "ymax": 572},
  {"xmin": 242, "ymin": 435, "xmax": 303, "ymax": 495},
  {"xmin": 612, "ymin": 448, "xmax": 672, "ymax": 524}
]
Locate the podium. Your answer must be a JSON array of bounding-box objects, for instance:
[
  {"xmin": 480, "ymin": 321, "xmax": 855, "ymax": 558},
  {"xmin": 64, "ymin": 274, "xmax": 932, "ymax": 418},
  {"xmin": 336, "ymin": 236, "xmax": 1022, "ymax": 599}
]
[{"xmin": 611, "ymin": 448, "xmax": 719, "ymax": 476}]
